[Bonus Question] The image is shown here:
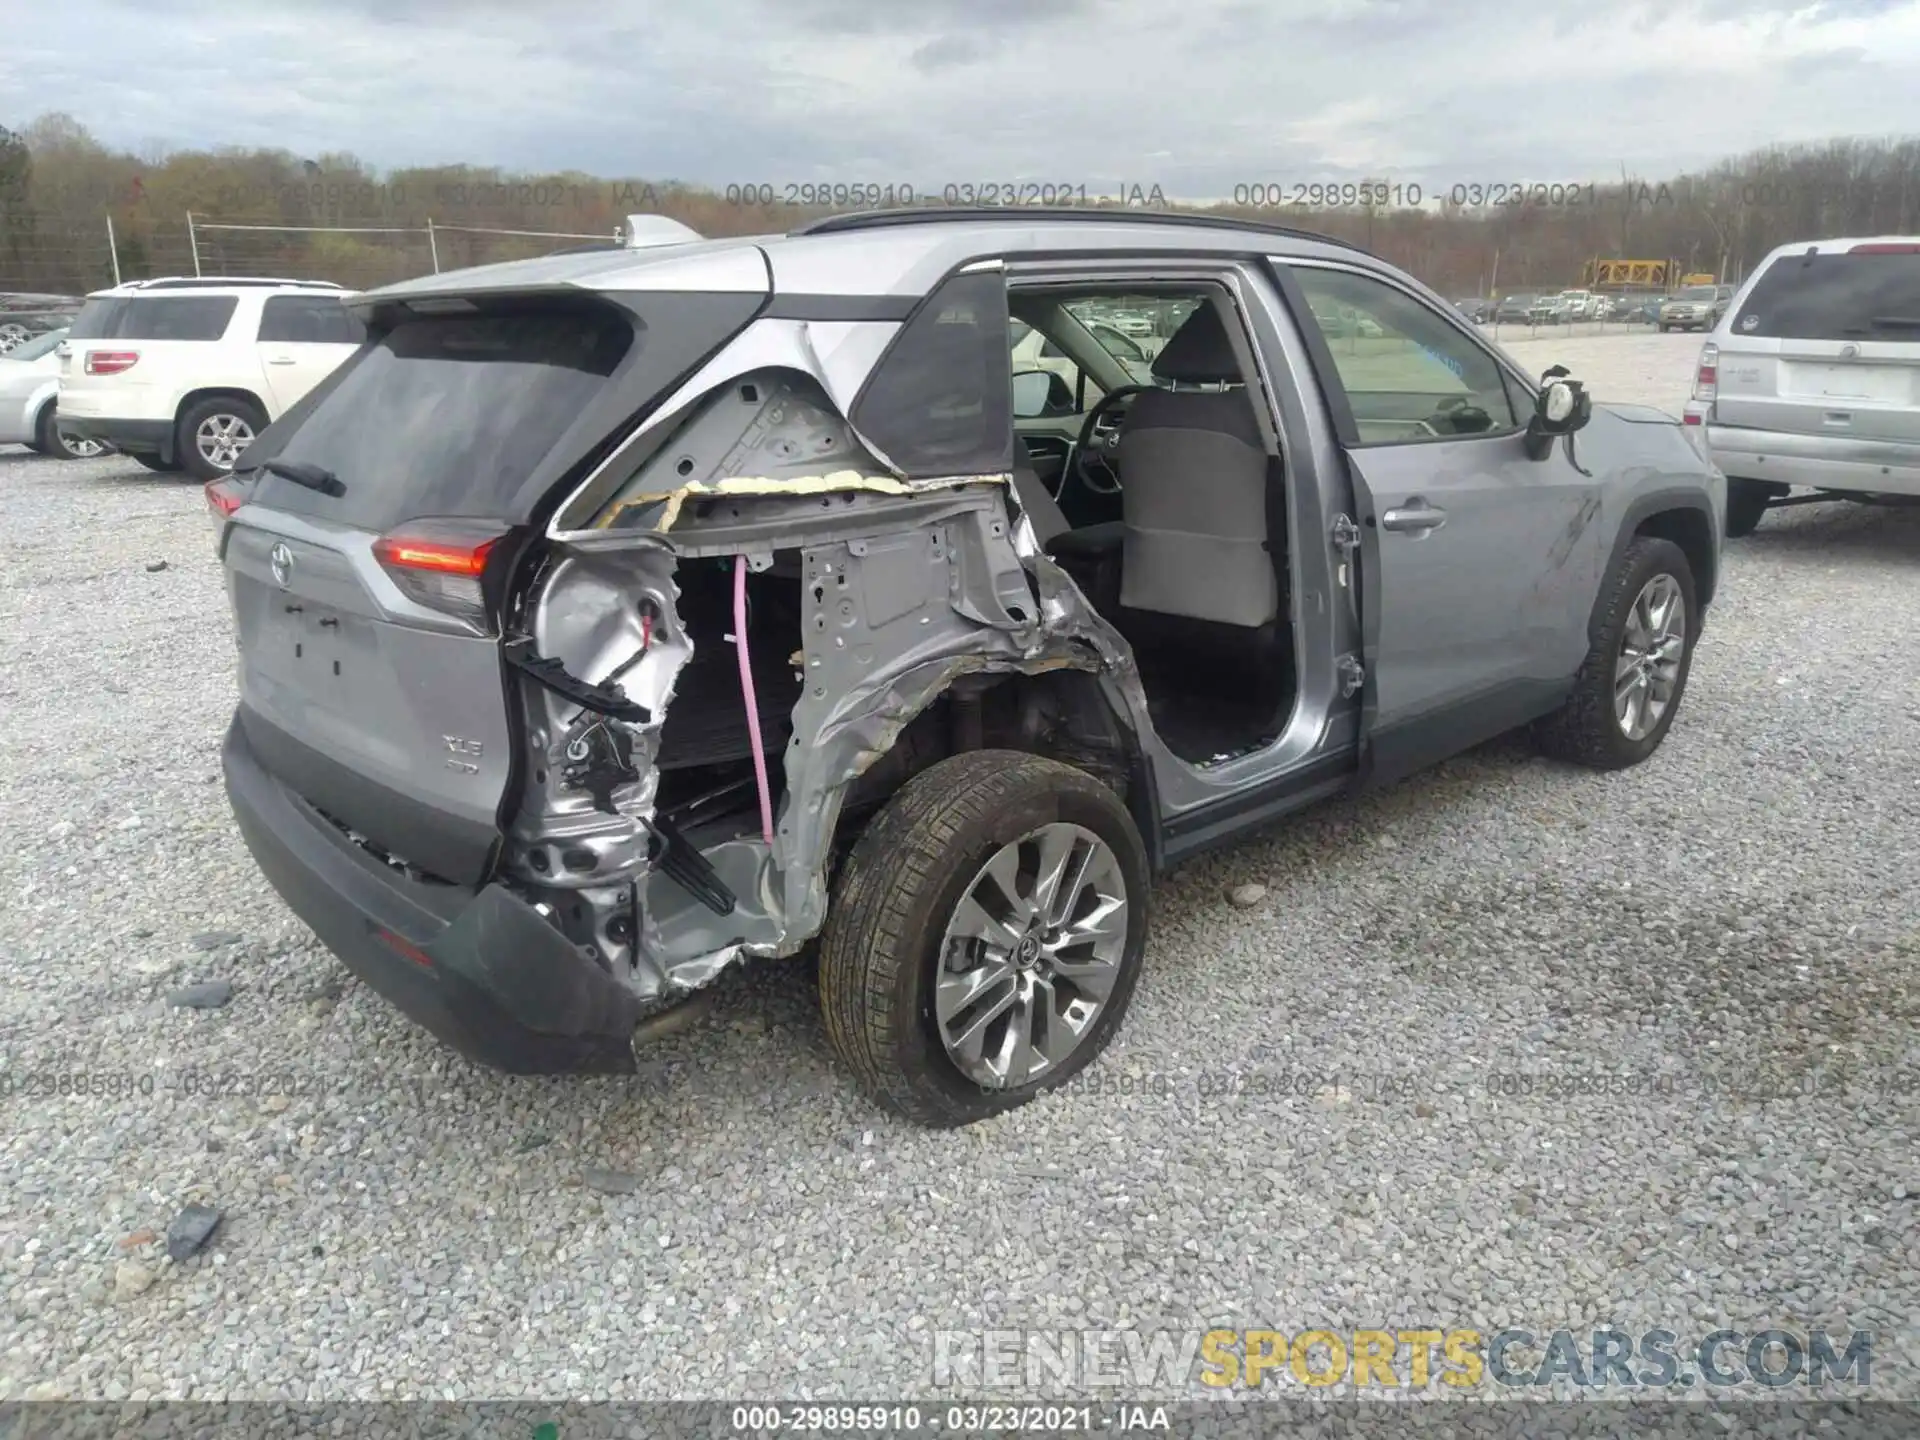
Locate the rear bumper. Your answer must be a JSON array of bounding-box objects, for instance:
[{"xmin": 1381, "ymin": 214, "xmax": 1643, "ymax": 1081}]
[
  {"xmin": 1706, "ymin": 423, "xmax": 1920, "ymax": 498},
  {"xmin": 222, "ymin": 713, "xmax": 644, "ymax": 1074},
  {"xmin": 59, "ymin": 416, "xmax": 174, "ymax": 462}
]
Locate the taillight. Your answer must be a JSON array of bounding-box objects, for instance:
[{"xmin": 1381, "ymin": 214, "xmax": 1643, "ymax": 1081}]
[
  {"xmin": 372, "ymin": 520, "xmax": 507, "ymax": 627},
  {"xmin": 1693, "ymin": 342, "xmax": 1718, "ymax": 404},
  {"xmin": 85, "ymin": 350, "xmax": 140, "ymax": 376},
  {"xmin": 205, "ymin": 477, "xmax": 248, "ymax": 520},
  {"xmin": 1847, "ymin": 242, "xmax": 1920, "ymax": 254}
]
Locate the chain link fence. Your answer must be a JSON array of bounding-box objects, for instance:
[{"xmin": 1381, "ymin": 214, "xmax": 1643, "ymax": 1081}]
[{"xmin": 0, "ymin": 216, "xmax": 622, "ymax": 298}]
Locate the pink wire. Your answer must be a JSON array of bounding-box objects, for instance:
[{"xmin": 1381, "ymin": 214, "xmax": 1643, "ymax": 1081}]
[{"xmin": 734, "ymin": 555, "xmax": 775, "ymax": 846}]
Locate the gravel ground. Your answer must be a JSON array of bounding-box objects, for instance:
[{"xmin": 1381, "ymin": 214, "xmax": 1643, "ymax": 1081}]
[{"xmin": 1, "ymin": 331, "xmax": 1915, "ymax": 1404}]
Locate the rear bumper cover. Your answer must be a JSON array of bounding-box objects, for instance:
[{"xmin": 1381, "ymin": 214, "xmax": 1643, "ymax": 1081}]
[
  {"xmin": 59, "ymin": 416, "xmax": 173, "ymax": 461},
  {"xmin": 222, "ymin": 712, "xmax": 643, "ymax": 1074},
  {"xmin": 1706, "ymin": 423, "xmax": 1920, "ymax": 498}
]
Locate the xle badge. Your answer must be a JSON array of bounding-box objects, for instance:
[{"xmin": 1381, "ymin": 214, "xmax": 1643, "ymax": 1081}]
[{"xmin": 444, "ymin": 735, "xmax": 484, "ymax": 774}]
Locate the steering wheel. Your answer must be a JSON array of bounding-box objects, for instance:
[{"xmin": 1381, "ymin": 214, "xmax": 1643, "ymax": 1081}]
[{"xmin": 1074, "ymin": 384, "xmax": 1152, "ymax": 496}]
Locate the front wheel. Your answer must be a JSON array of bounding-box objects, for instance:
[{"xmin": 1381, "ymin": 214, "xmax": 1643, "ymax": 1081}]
[
  {"xmin": 176, "ymin": 395, "xmax": 266, "ymax": 481},
  {"xmin": 818, "ymin": 750, "xmax": 1150, "ymax": 1127},
  {"xmin": 1533, "ymin": 537, "xmax": 1699, "ymax": 771}
]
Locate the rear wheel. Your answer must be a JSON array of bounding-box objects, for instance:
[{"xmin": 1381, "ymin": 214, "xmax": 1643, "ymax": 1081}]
[
  {"xmin": 34, "ymin": 403, "xmax": 108, "ymax": 461},
  {"xmin": 1533, "ymin": 537, "xmax": 1698, "ymax": 771},
  {"xmin": 176, "ymin": 395, "xmax": 266, "ymax": 481},
  {"xmin": 818, "ymin": 750, "xmax": 1150, "ymax": 1127},
  {"xmin": 1724, "ymin": 478, "xmax": 1774, "ymax": 538}
]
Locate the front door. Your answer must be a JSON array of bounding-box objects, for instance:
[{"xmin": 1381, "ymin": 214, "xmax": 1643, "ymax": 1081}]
[{"xmin": 1279, "ymin": 261, "xmax": 1604, "ymax": 786}]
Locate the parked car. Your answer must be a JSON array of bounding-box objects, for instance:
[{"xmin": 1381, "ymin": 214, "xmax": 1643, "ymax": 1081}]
[
  {"xmin": 1658, "ymin": 284, "xmax": 1727, "ymax": 332},
  {"xmin": 1493, "ymin": 293, "xmax": 1537, "ymax": 323},
  {"xmin": 1529, "ymin": 295, "xmax": 1569, "ymax": 324},
  {"xmin": 54, "ymin": 277, "xmax": 364, "ymax": 480},
  {"xmin": 0, "ymin": 293, "xmax": 84, "ymax": 354},
  {"xmin": 1452, "ymin": 297, "xmax": 1494, "ymax": 323},
  {"xmin": 1557, "ymin": 290, "xmax": 1598, "ymax": 320},
  {"xmin": 0, "ymin": 327, "xmax": 110, "ymax": 459},
  {"xmin": 210, "ymin": 206, "xmax": 1723, "ymax": 1126},
  {"xmin": 1691, "ymin": 235, "xmax": 1920, "ymax": 535}
]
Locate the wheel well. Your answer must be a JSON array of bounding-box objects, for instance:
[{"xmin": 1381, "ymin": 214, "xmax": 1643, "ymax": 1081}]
[
  {"xmin": 175, "ymin": 387, "xmax": 267, "ymax": 431},
  {"xmin": 1635, "ymin": 506, "xmax": 1716, "ymax": 608},
  {"xmin": 838, "ymin": 668, "xmax": 1143, "ymax": 837}
]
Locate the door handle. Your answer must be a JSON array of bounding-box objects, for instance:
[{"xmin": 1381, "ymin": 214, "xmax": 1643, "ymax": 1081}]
[{"xmin": 1380, "ymin": 501, "xmax": 1447, "ymax": 533}]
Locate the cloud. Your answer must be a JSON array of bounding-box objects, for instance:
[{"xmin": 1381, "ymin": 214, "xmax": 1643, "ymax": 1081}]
[{"xmin": 2, "ymin": 0, "xmax": 1917, "ymax": 199}]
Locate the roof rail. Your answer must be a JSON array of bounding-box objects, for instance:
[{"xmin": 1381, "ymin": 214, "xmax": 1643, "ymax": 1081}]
[
  {"xmin": 130, "ymin": 276, "xmax": 346, "ymax": 291},
  {"xmin": 789, "ymin": 205, "xmax": 1366, "ymax": 253}
]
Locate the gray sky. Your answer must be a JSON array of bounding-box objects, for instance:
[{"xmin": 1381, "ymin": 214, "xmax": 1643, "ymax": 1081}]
[{"xmin": 5, "ymin": 0, "xmax": 1919, "ymax": 196}]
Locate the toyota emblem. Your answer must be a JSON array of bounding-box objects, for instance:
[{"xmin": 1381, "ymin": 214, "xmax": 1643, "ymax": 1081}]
[{"xmin": 269, "ymin": 542, "xmax": 294, "ymax": 588}]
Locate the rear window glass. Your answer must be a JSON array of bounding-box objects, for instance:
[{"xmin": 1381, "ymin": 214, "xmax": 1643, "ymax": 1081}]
[
  {"xmin": 75, "ymin": 296, "xmax": 239, "ymax": 341},
  {"xmin": 254, "ymin": 306, "xmax": 633, "ymax": 530},
  {"xmin": 1731, "ymin": 250, "xmax": 1920, "ymax": 340},
  {"xmin": 67, "ymin": 299, "xmax": 124, "ymax": 339},
  {"xmin": 852, "ymin": 270, "xmax": 1013, "ymax": 478}
]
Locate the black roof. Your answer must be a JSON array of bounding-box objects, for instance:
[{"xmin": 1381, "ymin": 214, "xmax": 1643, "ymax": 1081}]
[{"xmin": 790, "ymin": 206, "xmax": 1366, "ymax": 254}]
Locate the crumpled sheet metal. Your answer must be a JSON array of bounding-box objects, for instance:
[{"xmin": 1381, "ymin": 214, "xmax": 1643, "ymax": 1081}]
[
  {"xmin": 550, "ymin": 469, "xmax": 1153, "ymax": 1012},
  {"xmin": 595, "ymin": 470, "xmax": 1008, "ymax": 533}
]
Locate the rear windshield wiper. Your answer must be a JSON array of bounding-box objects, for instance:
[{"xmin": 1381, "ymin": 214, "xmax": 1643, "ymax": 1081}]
[
  {"xmin": 1868, "ymin": 315, "xmax": 1920, "ymax": 329},
  {"xmin": 247, "ymin": 458, "xmax": 347, "ymax": 496}
]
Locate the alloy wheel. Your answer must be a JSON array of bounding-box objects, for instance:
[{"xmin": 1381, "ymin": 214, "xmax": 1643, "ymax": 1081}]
[
  {"xmin": 935, "ymin": 822, "xmax": 1130, "ymax": 1090},
  {"xmin": 196, "ymin": 413, "xmax": 255, "ymax": 469},
  {"xmin": 1615, "ymin": 573, "xmax": 1687, "ymax": 740}
]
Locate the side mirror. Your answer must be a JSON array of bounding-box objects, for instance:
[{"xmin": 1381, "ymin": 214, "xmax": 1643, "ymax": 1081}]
[
  {"xmin": 1011, "ymin": 368, "xmax": 1074, "ymax": 419},
  {"xmin": 1523, "ymin": 372, "xmax": 1592, "ymax": 460}
]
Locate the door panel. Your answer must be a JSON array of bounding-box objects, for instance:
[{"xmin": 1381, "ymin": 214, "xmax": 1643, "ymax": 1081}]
[
  {"xmin": 1281, "ymin": 261, "xmax": 1603, "ymax": 784},
  {"xmin": 1344, "ymin": 437, "xmax": 1600, "ymax": 781}
]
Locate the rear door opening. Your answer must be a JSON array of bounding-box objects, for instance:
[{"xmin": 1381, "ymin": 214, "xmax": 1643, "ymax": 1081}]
[{"xmin": 223, "ymin": 288, "xmax": 765, "ymax": 887}]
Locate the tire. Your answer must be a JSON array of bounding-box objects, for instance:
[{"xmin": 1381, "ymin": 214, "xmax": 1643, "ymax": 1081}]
[
  {"xmin": 1533, "ymin": 536, "xmax": 1698, "ymax": 771},
  {"xmin": 176, "ymin": 395, "xmax": 266, "ymax": 481},
  {"xmin": 1658, "ymin": 323, "xmax": 1670, "ymax": 333},
  {"xmin": 1724, "ymin": 478, "xmax": 1772, "ymax": 538},
  {"xmin": 131, "ymin": 454, "xmax": 183, "ymax": 473},
  {"xmin": 33, "ymin": 403, "xmax": 109, "ymax": 461},
  {"xmin": 818, "ymin": 750, "xmax": 1150, "ymax": 1127}
]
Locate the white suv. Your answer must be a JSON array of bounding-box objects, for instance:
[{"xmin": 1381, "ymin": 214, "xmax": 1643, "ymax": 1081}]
[{"xmin": 56, "ymin": 277, "xmax": 363, "ymax": 480}]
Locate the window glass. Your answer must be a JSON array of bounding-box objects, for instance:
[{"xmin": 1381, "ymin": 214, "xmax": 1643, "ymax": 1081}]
[
  {"xmin": 252, "ymin": 305, "xmax": 633, "ymax": 529},
  {"xmin": 1290, "ymin": 267, "xmax": 1519, "ymax": 443},
  {"xmin": 258, "ymin": 295, "xmax": 368, "ymax": 345},
  {"xmin": 5, "ymin": 328, "xmax": 67, "ymax": 361},
  {"xmin": 1731, "ymin": 251, "xmax": 1920, "ymax": 340},
  {"xmin": 853, "ymin": 270, "xmax": 1012, "ymax": 477},
  {"xmin": 110, "ymin": 296, "xmax": 238, "ymax": 340}
]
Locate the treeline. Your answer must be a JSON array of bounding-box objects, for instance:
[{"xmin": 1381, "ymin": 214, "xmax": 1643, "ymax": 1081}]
[{"xmin": 3, "ymin": 112, "xmax": 1919, "ymax": 298}]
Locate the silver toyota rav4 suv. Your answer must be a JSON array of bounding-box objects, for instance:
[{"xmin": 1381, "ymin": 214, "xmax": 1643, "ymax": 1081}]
[
  {"xmin": 211, "ymin": 208, "xmax": 1724, "ymax": 1127},
  {"xmin": 1686, "ymin": 236, "xmax": 1920, "ymax": 536}
]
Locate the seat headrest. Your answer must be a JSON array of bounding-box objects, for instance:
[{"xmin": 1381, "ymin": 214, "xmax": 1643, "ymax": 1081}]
[{"xmin": 1150, "ymin": 303, "xmax": 1242, "ymax": 384}]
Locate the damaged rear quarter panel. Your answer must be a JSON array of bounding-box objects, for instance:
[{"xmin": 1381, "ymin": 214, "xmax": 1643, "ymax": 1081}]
[
  {"xmin": 505, "ymin": 292, "xmax": 1160, "ymax": 1008},
  {"xmin": 518, "ymin": 480, "xmax": 1139, "ymax": 1001}
]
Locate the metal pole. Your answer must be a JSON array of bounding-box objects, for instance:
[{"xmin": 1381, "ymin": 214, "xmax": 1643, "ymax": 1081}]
[
  {"xmin": 106, "ymin": 214, "xmax": 122, "ymax": 287},
  {"xmin": 186, "ymin": 212, "xmax": 201, "ymax": 277},
  {"xmin": 426, "ymin": 218, "xmax": 440, "ymax": 273}
]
